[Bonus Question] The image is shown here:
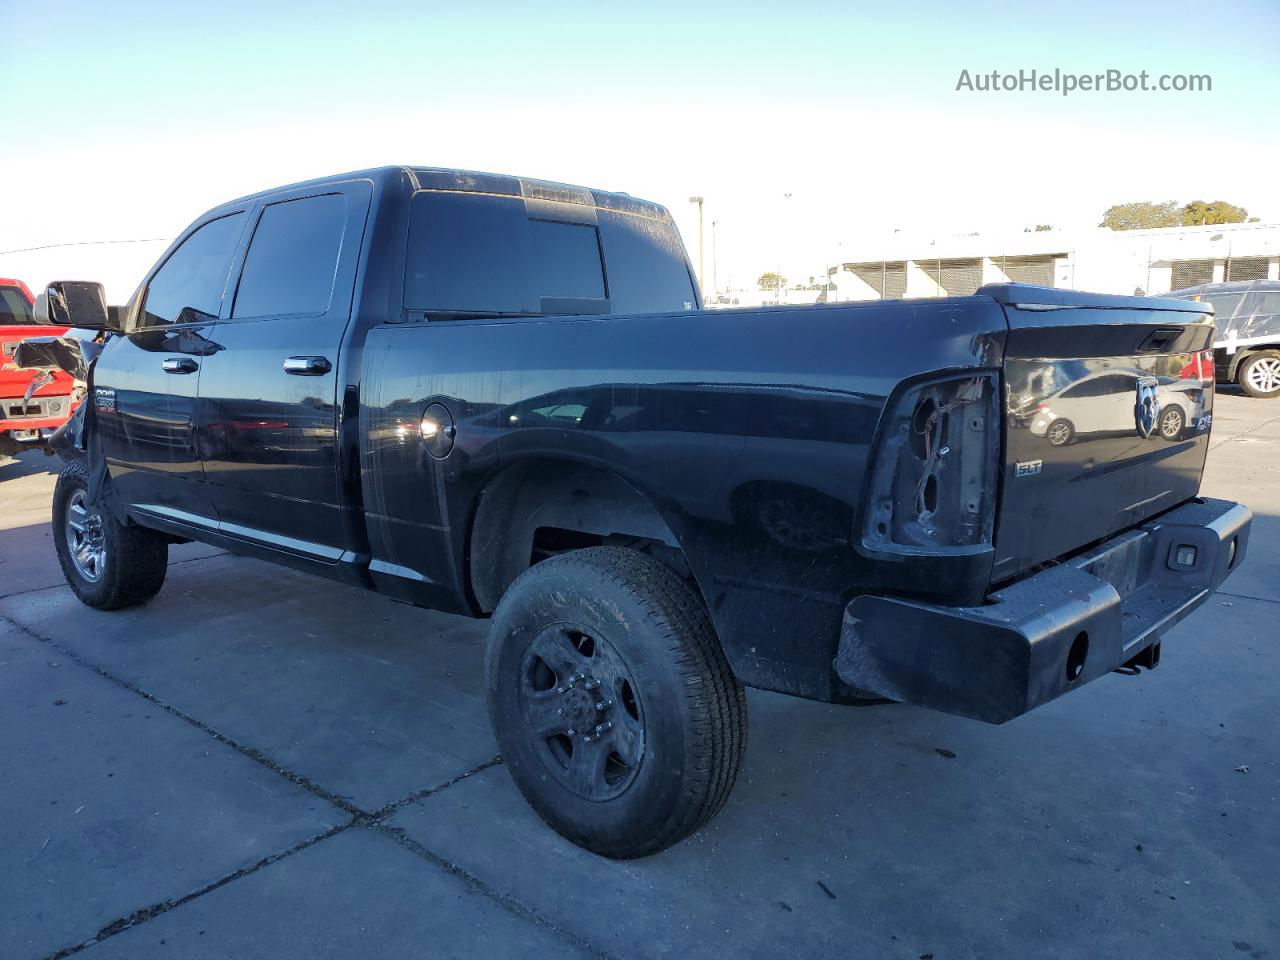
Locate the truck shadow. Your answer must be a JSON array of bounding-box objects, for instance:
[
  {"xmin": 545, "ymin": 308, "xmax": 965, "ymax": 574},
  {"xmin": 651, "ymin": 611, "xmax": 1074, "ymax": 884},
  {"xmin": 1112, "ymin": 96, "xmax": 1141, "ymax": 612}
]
[{"xmin": 0, "ymin": 450, "xmax": 60, "ymax": 481}]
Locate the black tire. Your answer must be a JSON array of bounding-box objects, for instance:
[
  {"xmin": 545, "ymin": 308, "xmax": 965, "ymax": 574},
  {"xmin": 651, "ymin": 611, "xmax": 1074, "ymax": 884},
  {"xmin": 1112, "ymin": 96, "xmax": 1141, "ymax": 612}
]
[
  {"xmin": 1158, "ymin": 404, "xmax": 1185, "ymax": 441},
  {"xmin": 53, "ymin": 459, "xmax": 168, "ymax": 610},
  {"xmin": 1046, "ymin": 418, "xmax": 1074, "ymax": 446},
  {"xmin": 1237, "ymin": 351, "xmax": 1280, "ymax": 399},
  {"xmin": 485, "ymin": 546, "xmax": 747, "ymax": 859}
]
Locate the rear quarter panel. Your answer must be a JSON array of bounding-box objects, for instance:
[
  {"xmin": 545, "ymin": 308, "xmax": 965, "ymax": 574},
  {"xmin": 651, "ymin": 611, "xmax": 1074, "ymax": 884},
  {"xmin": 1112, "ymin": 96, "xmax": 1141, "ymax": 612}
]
[{"xmin": 360, "ymin": 299, "xmax": 1006, "ymax": 699}]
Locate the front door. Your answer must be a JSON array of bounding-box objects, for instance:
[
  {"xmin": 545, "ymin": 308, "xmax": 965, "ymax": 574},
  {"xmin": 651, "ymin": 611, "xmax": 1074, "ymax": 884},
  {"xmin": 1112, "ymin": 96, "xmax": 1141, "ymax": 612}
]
[
  {"xmin": 196, "ymin": 183, "xmax": 370, "ymax": 562},
  {"xmin": 94, "ymin": 211, "xmax": 248, "ymax": 526}
]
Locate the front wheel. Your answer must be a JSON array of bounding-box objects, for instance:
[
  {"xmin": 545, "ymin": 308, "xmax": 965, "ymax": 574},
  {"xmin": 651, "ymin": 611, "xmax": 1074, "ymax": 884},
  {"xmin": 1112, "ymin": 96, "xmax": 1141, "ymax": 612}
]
[
  {"xmin": 53, "ymin": 460, "xmax": 169, "ymax": 609},
  {"xmin": 485, "ymin": 546, "xmax": 747, "ymax": 859},
  {"xmin": 1238, "ymin": 351, "xmax": 1280, "ymax": 399}
]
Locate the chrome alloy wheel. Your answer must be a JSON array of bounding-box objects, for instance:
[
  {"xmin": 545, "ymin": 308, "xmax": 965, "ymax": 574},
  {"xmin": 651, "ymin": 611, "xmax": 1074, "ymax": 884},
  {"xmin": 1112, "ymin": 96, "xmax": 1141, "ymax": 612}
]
[
  {"xmin": 65, "ymin": 488, "xmax": 106, "ymax": 583},
  {"xmin": 1246, "ymin": 356, "xmax": 1280, "ymax": 394}
]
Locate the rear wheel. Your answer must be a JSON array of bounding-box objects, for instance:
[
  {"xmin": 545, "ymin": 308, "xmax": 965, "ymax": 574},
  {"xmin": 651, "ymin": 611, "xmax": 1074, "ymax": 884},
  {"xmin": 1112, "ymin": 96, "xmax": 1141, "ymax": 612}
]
[
  {"xmin": 1046, "ymin": 418, "xmax": 1074, "ymax": 446},
  {"xmin": 1238, "ymin": 351, "xmax": 1280, "ymax": 399},
  {"xmin": 1158, "ymin": 404, "xmax": 1185, "ymax": 441},
  {"xmin": 485, "ymin": 546, "xmax": 746, "ymax": 859},
  {"xmin": 53, "ymin": 460, "xmax": 169, "ymax": 609}
]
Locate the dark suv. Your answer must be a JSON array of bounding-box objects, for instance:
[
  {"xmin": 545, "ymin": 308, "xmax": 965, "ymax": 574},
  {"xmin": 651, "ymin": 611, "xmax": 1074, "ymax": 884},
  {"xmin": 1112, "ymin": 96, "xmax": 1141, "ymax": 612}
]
[{"xmin": 1164, "ymin": 279, "xmax": 1280, "ymax": 398}]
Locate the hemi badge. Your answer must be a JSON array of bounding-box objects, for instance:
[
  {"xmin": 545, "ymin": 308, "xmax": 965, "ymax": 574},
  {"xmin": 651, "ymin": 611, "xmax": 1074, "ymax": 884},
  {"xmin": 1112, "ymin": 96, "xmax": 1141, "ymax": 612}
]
[{"xmin": 1015, "ymin": 459, "xmax": 1042, "ymax": 478}]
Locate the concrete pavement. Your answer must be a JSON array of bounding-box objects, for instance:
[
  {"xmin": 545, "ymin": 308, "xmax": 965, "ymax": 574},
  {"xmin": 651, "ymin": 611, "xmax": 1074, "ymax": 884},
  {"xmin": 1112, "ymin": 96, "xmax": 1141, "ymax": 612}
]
[{"xmin": 2, "ymin": 391, "xmax": 1276, "ymax": 960}]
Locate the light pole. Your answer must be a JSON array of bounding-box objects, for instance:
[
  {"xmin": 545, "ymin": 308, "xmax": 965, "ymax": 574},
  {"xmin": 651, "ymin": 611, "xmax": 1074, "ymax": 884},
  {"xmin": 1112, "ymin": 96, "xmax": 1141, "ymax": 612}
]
[
  {"xmin": 688, "ymin": 196, "xmax": 705, "ymax": 295},
  {"xmin": 778, "ymin": 192, "xmax": 792, "ymax": 304},
  {"xmin": 711, "ymin": 219, "xmax": 720, "ymax": 299}
]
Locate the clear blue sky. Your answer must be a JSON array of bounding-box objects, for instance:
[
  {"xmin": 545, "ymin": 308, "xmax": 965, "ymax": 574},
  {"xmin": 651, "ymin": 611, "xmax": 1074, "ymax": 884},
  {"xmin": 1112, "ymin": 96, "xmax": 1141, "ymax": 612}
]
[
  {"xmin": 3, "ymin": 0, "xmax": 1278, "ymax": 288},
  {"xmin": 8, "ymin": 0, "xmax": 1278, "ymax": 128}
]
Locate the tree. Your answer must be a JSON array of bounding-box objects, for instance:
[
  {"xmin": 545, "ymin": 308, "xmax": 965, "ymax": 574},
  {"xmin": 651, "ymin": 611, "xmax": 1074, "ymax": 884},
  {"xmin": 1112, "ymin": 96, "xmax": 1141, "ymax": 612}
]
[
  {"xmin": 1181, "ymin": 200, "xmax": 1248, "ymax": 226},
  {"xmin": 757, "ymin": 272, "xmax": 786, "ymax": 292},
  {"xmin": 1100, "ymin": 201, "xmax": 1181, "ymax": 230},
  {"xmin": 1101, "ymin": 199, "xmax": 1252, "ymax": 230}
]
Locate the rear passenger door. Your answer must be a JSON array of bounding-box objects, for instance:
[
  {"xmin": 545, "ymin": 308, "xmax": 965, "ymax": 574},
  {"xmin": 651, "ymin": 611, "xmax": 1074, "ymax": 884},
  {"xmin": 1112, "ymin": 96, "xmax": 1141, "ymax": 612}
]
[
  {"xmin": 1204, "ymin": 293, "xmax": 1245, "ymax": 343},
  {"xmin": 195, "ymin": 183, "xmax": 371, "ymax": 562}
]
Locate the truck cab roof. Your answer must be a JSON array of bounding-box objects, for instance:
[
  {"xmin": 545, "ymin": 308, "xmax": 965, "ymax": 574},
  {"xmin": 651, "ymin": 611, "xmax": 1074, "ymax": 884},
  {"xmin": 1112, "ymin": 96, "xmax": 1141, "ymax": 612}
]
[{"xmin": 225, "ymin": 165, "xmax": 671, "ymax": 221}]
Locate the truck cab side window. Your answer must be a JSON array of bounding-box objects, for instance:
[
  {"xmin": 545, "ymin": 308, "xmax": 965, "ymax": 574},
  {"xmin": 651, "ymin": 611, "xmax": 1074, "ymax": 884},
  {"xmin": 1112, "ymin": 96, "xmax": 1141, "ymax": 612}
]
[
  {"xmin": 232, "ymin": 194, "xmax": 346, "ymax": 319},
  {"xmin": 141, "ymin": 212, "xmax": 246, "ymax": 327},
  {"xmin": 1244, "ymin": 292, "xmax": 1280, "ymax": 319},
  {"xmin": 0, "ymin": 288, "xmax": 35, "ymax": 324},
  {"xmin": 405, "ymin": 191, "xmax": 606, "ymax": 315}
]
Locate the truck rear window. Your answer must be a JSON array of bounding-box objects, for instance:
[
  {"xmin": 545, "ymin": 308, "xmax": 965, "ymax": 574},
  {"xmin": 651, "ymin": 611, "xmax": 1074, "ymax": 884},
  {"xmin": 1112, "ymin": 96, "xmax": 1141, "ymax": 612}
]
[
  {"xmin": 404, "ymin": 191, "xmax": 696, "ymax": 317},
  {"xmin": 406, "ymin": 192, "xmax": 606, "ymax": 316},
  {"xmin": 0, "ymin": 288, "xmax": 35, "ymax": 325}
]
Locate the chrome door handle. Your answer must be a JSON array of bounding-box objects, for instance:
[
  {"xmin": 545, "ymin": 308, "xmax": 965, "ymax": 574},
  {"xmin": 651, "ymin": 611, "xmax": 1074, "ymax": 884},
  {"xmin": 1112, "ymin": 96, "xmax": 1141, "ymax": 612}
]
[
  {"xmin": 162, "ymin": 357, "xmax": 198, "ymax": 374},
  {"xmin": 283, "ymin": 356, "xmax": 331, "ymax": 376}
]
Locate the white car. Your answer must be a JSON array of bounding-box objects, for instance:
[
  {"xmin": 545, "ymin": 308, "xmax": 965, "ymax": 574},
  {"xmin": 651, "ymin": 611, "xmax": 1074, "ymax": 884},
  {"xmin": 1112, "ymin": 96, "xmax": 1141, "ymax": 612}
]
[{"xmin": 1029, "ymin": 370, "xmax": 1201, "ymax": 446}]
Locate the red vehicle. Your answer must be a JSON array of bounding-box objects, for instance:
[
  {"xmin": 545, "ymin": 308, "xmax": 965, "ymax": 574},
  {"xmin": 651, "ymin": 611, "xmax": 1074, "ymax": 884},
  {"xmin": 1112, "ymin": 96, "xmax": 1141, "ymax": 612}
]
[{"xmin": 0, "ymin": 278, "xmax": 79, "ymax": 456}]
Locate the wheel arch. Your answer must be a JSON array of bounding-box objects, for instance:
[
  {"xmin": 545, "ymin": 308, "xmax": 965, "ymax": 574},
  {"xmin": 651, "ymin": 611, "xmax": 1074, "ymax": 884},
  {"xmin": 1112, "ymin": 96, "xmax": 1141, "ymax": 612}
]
[
  {"xmin": 1230, "ymin": 345, "xmax": 1280, "ymax": 381},
  {"xmin": 467, "ymin": 457, "xmax": 694, "ymax": 614}
]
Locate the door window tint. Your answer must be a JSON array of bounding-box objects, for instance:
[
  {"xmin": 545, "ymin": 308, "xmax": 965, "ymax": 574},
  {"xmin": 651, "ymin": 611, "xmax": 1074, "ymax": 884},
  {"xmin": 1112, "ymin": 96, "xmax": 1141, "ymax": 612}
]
[
  {"xmin": 141, "ymin": 213, "xmax": 246, "ymax": 327},
  {"xmin": 1245, "ymin": 292, "xmax": 1280, "ymax": 317},
  {"xmin": 1099, "ymin": 373, "xmax": 1138, "ymax": 392},
  {"xmin": 0, "ymin": 287, "xmax": 34, "ymax": 324},
  {"xmin": 405, "ymin": 191, "xmax": 605, "ymax": 315},
  {"xmin": 1204, "ymin": 293, "xmax": 1244, "ymax": 321},
  {"xmin": 233, "ymin": 194, "xmax": 346, "ymax": 318},
  {"xmin": 1062, "ymin": 378, "xmax": 1103, "ymax": 398},
  {"xmin": 1063, "ymin": 374, "xmax": 1133, "ymax": 398}
]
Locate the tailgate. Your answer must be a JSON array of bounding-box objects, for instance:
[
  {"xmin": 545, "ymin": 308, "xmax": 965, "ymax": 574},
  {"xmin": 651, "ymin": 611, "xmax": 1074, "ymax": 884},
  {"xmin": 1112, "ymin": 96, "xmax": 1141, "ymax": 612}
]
[{"xmin": 988, "ymin": 285, "xmax": 1216, "ymax": 583}]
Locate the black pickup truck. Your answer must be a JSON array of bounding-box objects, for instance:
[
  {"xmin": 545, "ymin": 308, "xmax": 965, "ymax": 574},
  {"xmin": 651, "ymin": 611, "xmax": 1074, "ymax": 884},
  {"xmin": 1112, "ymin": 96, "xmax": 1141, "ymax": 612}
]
[{"xmin": 30, "ymin": 166, "xmax": 1251, "ymax": 858}]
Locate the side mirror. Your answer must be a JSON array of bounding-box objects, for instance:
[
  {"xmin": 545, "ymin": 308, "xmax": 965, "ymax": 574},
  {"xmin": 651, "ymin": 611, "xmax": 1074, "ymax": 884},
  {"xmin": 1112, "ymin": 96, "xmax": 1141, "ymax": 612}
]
[{"xmin": 34, "ymin": 281, "xmax": 121, "ymax": 332}]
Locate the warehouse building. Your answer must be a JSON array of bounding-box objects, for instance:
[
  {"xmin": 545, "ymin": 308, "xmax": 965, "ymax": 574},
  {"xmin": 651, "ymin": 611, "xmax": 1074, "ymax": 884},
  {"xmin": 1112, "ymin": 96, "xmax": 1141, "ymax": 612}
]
[{"xmin": 827, "ymin": 220, "xmax": 1280, "ymax": 302}]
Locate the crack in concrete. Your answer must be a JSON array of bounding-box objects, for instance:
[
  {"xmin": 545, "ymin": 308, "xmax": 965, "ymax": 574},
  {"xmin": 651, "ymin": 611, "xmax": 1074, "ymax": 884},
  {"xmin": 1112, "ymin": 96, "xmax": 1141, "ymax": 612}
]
[
  {"xmin": 40, "ymin": 822, "xmax": 355, "ymax": 960},
  {"xmin": 369, "ymin": 821, "xmax": 623, "ymax": 960},
  {"xmin": 1208, "ymin": 408, "xmax": 1280, "ymax": 451},
  {"xmin": 366, "ymin": 755, "xmax": 504, "ymax": 821},
  {"xmin": 1, "ymin": 612, "xmax": 366, "ymax": 819},
  {"xmin": 0, "ymin": 551, "xmax": 230, "ymax": 601},
  {"xmin": 7, "ymin": 616, "xmax": 607, "ymax": 960},
  {"xmin": 1215, "ymin": 589, "xmax": 1280, "ymax": 607}
]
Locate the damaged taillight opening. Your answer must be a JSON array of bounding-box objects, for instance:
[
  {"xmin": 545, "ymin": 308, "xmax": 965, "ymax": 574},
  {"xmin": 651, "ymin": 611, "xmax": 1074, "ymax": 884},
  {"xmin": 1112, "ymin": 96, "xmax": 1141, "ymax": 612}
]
[{"xmin": 862, "ymin": 372, "xmax": 1000, "ymax": 553}]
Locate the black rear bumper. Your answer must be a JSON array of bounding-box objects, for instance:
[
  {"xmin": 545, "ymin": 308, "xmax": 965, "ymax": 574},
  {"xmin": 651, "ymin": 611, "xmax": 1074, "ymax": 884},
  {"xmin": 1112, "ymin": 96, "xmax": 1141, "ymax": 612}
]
[{"xmin": 834, "ymin": 497, "xmax": 1251, "ymax": 723}]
